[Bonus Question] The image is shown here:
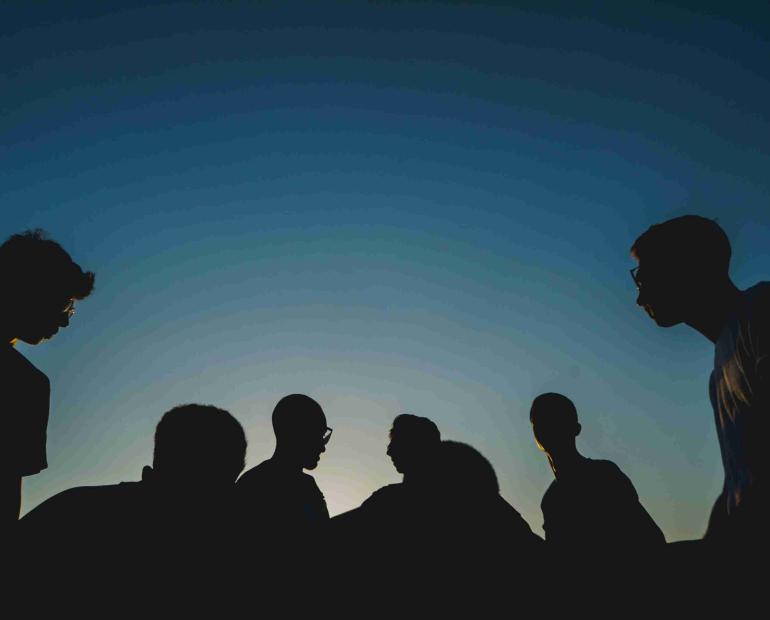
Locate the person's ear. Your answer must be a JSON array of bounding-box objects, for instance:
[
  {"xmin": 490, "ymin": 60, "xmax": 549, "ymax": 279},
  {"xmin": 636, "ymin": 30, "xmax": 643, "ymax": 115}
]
[{"xmin": 575, "ymin": 423, "xmax": 582, "ymax": 437}]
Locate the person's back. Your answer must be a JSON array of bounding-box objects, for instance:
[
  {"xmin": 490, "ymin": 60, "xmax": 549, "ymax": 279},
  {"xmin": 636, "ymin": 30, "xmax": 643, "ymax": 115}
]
[
  {"xmin": 20, "ymin": 482, "xmax": 148, "ymax": 557},
  {"xmin": 540, "ymin": 457, "xmax": 664, "ymax": 551},
  {"xmin": 17, "ymin": 404, "xmax": 247, "ymax": 582}
]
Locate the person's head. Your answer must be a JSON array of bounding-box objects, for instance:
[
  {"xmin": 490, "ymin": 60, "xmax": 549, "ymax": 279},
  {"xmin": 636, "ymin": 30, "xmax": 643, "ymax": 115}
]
[
  {"xmin": 272, "ymin": 394, "xmax": 331, "ymax": 470},
  {"xmin": 529, "ymin": 392, "xmax": 581, "ymax": 456},
  {"xmin": 386, "ymin": 413, "xmax": 441, "ymax": 476},
  {"xmin": 630, "ymin": 215, "xmax": 731, "ymax": 327},
  {"xmin": 434, "ymin": 440, "xmax": 499, "ymax": 500},
  {"xmin": 148, "ymin": 404, "xmax": 247, "ymax": 493},
  {"xmin": 0, "ymin": 229, "xmax": 95, "ymax": 344}
]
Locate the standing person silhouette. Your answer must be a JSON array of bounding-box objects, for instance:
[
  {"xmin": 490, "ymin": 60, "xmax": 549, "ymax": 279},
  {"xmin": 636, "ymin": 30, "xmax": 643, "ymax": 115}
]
[
  {"xmin": 631, "ymin": 215, "xmax": 770, "ymax": 548},
  {"xmin": 0, "ymin": 229, "xmax": 94, "ymax": 527},
  {"xmin": 529, "ymin": 393, "xmax": 665, "ymax": 554},
  {"xmin": 236, "ymin": 394, "xmax": 331, "ymax": 543}
]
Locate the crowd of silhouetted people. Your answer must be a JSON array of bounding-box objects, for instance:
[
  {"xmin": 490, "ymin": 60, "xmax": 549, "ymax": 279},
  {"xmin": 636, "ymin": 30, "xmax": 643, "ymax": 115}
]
[{"xmin": 2, "ymin": 216, "xmax": 768, "ymax": 608}]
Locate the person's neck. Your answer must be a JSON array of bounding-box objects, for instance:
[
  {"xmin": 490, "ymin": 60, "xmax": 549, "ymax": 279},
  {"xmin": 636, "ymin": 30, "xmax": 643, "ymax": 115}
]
[
  {"xmin": 547, "ymin": 447, "xmax": 585, "ymax": 480},
  {"xmin": 272, "ymin": 447, "xmax": 303, "ymax": 474},
  {"xmin": 684, "ymin": 279, "xmax": 741, "ymax": 343},
  {"xmin": 403, "ymin": 470, "xmax": 429, "ymax": 487}
]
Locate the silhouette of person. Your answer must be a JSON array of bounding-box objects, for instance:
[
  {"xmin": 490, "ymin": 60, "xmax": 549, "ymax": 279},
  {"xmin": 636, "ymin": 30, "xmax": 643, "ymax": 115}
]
[
  {"xmin": 0, "ymin": 229, "xmax": 94, "ymax": 527},
  {"xmin": 17, "ymin": 404, "xmax": 246, "ymax": 588},
  {"xmin": 529, "ymin": 392, "xmax": 665, "ymax": 554},
  {"xmin": 431, "ymin": 440, "xmax": 542, "ymax": 551},
  {"xmin": 236, "ymin": 394, "xmax": 331, "ymax": 541},
  {"xmin": 631, "ymin": 215, "xmax": 770, "ymax": 548},
  {"xmin": 17, "ymin": 404, "xmax": 246, "ymax": 602},
  {"xmin": 19, "ymin": 404, "xmax": 246, "ymax": 545},
  {"xmin": 335, "ymin": 414, "xmax": 441, "ymax": 530}
]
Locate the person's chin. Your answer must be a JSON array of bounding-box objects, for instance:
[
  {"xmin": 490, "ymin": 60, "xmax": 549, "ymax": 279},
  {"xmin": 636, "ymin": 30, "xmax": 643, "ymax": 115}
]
[
  {"xmin": 652, "ymin": 314, "xmax": 681, "ymax": 328},
  {"xmin": 645, "ymin": 306, "xmax": 680, "ymax": 328},
  {"xmin": 18, "ymin": 334, "xmax": 49, "ymax": 345}
]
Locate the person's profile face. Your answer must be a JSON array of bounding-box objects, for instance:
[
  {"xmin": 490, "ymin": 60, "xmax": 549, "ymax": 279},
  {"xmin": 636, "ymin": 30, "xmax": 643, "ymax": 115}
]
[
  {"xmin": 299, "ymin": 420, "xmax": 330, "ymax": 470},
  {"xmin": 16, "ymin": 295, "xmax": 75, "ymax": 345},
  {"xmin": 386, "ymin": 429, "xmax": 405, "ymax": 474},
  {"xmin": 632, "ymin": 260, "xmax": 687, "ymax": 328}
]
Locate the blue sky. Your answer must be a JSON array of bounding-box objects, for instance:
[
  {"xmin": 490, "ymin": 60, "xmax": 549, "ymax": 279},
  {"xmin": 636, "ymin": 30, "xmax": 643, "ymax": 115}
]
[{"xmin": 2, "ymin": 0, "xmax": 769, "ymax": 541}]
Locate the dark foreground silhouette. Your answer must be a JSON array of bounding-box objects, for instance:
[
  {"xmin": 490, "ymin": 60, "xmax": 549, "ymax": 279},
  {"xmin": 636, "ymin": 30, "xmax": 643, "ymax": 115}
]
[
  {"xmin": 0, "ymin": 229, "xmax": 94, "ymax": 529},
  {"xmin": 5, "ymin": 213, "xmax": 768, "ymax": 611},
  {"xmin": 235, "ymin": 393, "xmax": 330, "ymax": 561},
  {"xmin": 530, "ymin": 392, "xmax": 665, "ymax": 555},
  {"xmin": 331, "ymin": 415, "xmax": 544, "ymax": 599},
  {"xmin": 632, "ymin": 215, "xmax": 770, "ymax": 550},
  {"xmin": 17, "ymin": 404, "xmax": 246, "ymax": 584}
]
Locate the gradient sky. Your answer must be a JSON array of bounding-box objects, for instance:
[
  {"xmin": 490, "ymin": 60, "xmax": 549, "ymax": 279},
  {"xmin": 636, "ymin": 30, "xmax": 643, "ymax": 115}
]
[{"xmin": 2, "ymin": 0, "xmax": 769, "ymax": 542}]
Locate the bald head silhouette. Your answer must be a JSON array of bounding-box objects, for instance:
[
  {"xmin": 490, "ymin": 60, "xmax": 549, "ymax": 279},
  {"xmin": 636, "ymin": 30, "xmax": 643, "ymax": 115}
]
[{"xmin": 272, "ymin": 394, "xmax": 330, "ymax": 470}]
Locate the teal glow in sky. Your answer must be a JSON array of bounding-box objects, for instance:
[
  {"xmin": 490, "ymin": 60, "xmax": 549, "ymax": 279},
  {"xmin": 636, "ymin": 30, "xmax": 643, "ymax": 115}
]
[{"xmin": 2, "ymin": 1, "xmax": 769, "ymax": 541}]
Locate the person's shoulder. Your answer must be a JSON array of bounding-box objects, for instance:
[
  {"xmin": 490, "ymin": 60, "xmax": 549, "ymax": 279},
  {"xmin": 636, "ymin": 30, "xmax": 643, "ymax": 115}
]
[
  {"xmin": 744, "ymin": 281, "xmax": 770, "ymax": 302},
  {"xmin": 0, "ymin": 345, "xmax": 49, "ymax": 386},
  {"xmin": 586, "ymin": 459, "xmax": 639, "ymax": 498},
  {"xmin": 23, "ymin": 483, "xmax": 130, "ymax": 523},
  {"xmin": 236, "ymin": 459, "xmax": 274, "ymax": 488},
  {"xmin": 363, "ymin": 483, "xmax": 403, "ymax": 505},
  {"xmin": 371, "ymin": 483, "xmax": 403, "ymax": 497},
  {"xmin": 586, "ymin": 458, "xmax": 629, "ymax": 480},
  {"xmin": 300, "ymin": 471, "xmax": 323, "ymax": 491},
  {"xmin": 541, "ymin": 478, "xmax": 559, "ymax": 507},
  {"xmin": 742, "ymin": 282, "xmax": 770, "ymax": 322}
]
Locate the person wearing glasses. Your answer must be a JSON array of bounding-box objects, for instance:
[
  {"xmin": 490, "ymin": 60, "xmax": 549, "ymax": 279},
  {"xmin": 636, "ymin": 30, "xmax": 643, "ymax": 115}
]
[
  {"xmin": 0, "ymin": 229, "xmax": 94, "ymax": 529},
  {"xmin": 631, "ymin": 215, "xmax": 770, "ymax": 549},
  {"xmin": 236, "ymin": 394, "xmax": 331, "ymax": 547}
]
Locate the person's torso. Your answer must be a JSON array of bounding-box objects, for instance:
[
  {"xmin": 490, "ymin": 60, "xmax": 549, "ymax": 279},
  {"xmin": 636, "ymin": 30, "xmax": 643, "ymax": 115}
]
[
  {"xmin": 0, "ymin": 344, "xmax": 51, "ymax": 475},
  {"xmin": 710, "ymin": 282, "xmax": 770, "ymax": 513}
]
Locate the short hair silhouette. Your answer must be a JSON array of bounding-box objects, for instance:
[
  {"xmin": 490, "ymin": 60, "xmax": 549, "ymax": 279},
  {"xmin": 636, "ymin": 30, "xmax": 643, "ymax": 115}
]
[
  {"xmin": 0, "ymin": 229, "xmax": 95, "ymax": 300},
  {"xmin": 272, "ymin": 393, "xmax": 326, "ymax": 439},
  {"xmin": 529, "ymin": 392, "xmax": 579, "ymax": 427},
  {"xmin": 153, "ymin": 404, "xmax": 247, "ymax": 484},
  {"xmin": 436, "ymin": 440, "xmax": 499, "ymax": 497},
  {"xmin": 387, "ymin": 414, "xmax": 440, "ymax": 476},
  {"xmin": 391, "ymin": 413, "xmax": 440, "ymax": 445},
  {"xmin": 631, "ymin": 215, "xmax": 731, "ymax": 275}
]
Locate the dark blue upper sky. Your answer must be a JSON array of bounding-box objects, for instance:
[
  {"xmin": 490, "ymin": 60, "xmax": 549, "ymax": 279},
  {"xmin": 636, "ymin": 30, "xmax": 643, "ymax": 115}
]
[{"xmin": 2, "ymin": 0, "xmax": 769, "ymax": 541}]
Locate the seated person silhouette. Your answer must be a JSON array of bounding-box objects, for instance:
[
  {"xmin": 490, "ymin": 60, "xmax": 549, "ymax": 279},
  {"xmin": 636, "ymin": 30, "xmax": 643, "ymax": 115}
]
[
  {"xmin": 529, "ymin": 392, "xmax": 665, "ymax": 554},
  {"xmin": 236, "ymin": 394, "xmax": 331, "ymax": 543},
  {"xmin": 0, "ymin": 229, "xmax": 94, "ymax": 528},
  {"xmin": 18, "ymin": 404, "xmax": 247, "ymax": 572},
  {"xmin": 333, "ymin": 413, "xmax": 441, "ymax": 533},
  {"xmin": 431, "ymin": 440, "xmax": 542, "ymax": 552}
]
